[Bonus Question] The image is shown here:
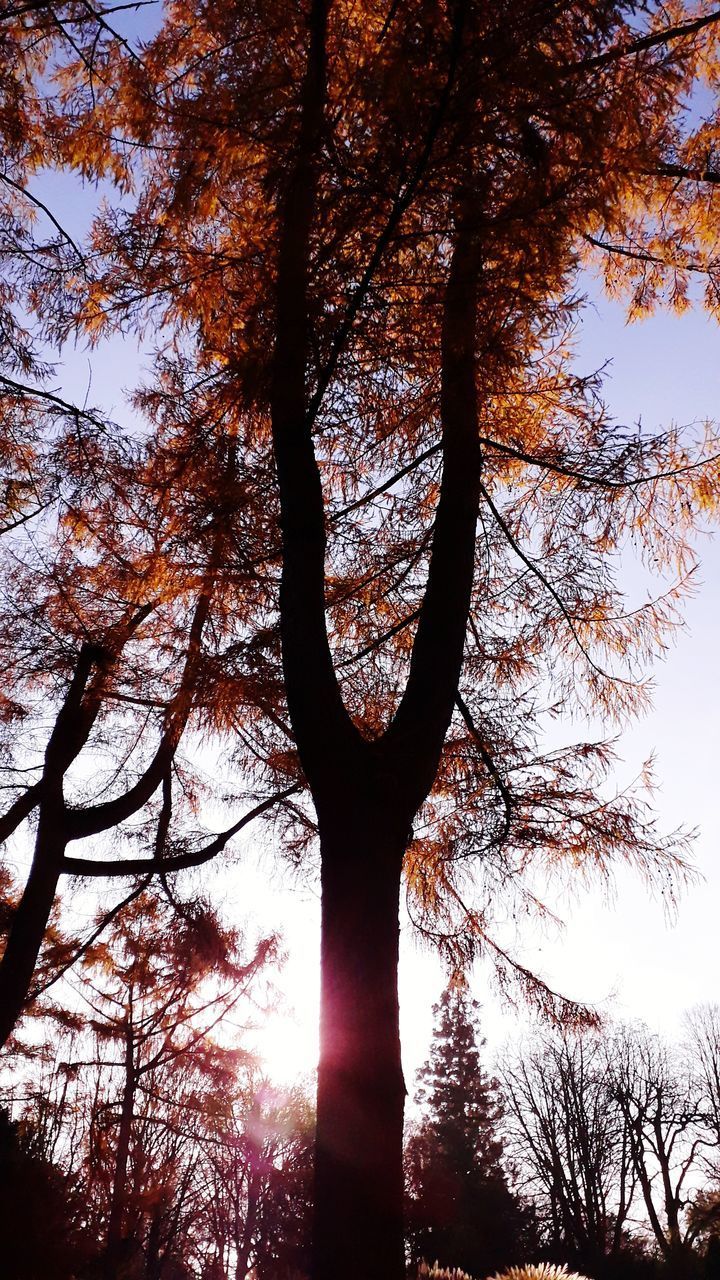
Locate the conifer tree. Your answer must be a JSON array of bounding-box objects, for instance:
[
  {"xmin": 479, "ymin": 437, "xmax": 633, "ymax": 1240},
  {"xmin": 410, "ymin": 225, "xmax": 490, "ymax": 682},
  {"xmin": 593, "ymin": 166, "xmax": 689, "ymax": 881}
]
[{"xmin": 406, "ymin": 985, "xmax": 533, "ymax": 1277}]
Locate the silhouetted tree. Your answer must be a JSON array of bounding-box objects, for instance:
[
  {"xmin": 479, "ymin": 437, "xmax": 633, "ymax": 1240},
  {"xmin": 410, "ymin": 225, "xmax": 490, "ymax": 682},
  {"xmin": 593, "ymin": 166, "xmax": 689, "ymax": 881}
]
[
  {"xmin": 71, "ymin": 891, "xmax": 273, "ymax": 1278},
  {"xmin": 0, "ymin": 886, "xmax": 285, "ymax": 1279},
  {"xmin": 200, "ymin": 1082, "xmax": 314, "ymax": 1280},
  {"xmin": 501, "ymin": 1030, "xmax": 636, "ymax": 1272},
  {"xmin": 406, "ymin": 985, "xmax": 533, "ymax": 1275},
  {"xmin": 0, "ymin": 1105, "xmax": 93, "ymax": 1279},
  {"xmin": 704, "ymin": 1235, "xmax": 720, "ymax": 1280},
  {"xmin": 686, "ymin": 1007, "xmax": 720, "ymax": 1169},
  {"xmin": 609, "ymin": 1026, "xmax": 712, "ymax": 1280}
]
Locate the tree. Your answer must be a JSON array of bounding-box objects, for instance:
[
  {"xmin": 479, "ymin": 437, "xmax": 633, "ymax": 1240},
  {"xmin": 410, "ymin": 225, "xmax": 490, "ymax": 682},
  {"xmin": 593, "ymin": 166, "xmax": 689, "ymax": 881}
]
[
  {"xmin": 199, "ymin": 1081, "xmax": 314, "ymax": 1280},
  {"xmin": 0, "ymin": 883, "xmax": 315, "ymax": 1280},
  {"xmin": 608, "ymin": 1025, "xmax": 715, "ymax": 1279},
  {"xmin": 501, "ymin": 1030, "xmax": 637, "ymax": 1271},
  {"xmin": 686, "ymin": 1007, "xmax": 720, "ymax": 1165},
  {"xmin": 0, "ymin": 5, "xmax": 301, "ymax": 1044},
  {"xmin": 5, "ymin": 4, "xmax": 720, "ymax": 1278},
  {"xmin": 407, "ymin": 984, "xmax": 532, "ymax": 1276},
  {"xmin": 68, "ymin": 888, "xmax": 274, "ymax": 1278}
]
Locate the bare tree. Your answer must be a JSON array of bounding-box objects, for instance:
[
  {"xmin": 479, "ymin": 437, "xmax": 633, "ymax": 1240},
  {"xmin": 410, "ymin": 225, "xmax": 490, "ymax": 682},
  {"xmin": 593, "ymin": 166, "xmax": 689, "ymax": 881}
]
[
  {"xmin": 685, "ymin": 1006, "xmax": 720, "ymax": 1159},
  {"xmin": 501, "ymin": 1030, "xmax": 635, "ymax": 1269},
  {"xmin": 609, "ymin": 1025, "xmax": 716, "ymax": 1275}
]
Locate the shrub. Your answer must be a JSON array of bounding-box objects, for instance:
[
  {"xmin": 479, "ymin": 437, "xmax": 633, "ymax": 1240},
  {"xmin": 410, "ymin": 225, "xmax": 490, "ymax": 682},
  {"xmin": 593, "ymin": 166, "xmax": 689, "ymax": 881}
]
[{"xmin": 417, "ymin": 1261, "xmax": 592, "ymax": 1280}]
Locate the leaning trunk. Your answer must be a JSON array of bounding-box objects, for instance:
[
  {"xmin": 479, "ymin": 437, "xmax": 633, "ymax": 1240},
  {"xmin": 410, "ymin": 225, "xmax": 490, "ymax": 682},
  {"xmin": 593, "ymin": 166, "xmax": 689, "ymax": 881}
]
[
  {"xmin": 0, "ymin": 799, "xmax": 65, "ymax": 1050},
  {"xmin": 313, "ymin": 804, "xmax": 407, "ymax": 1280}
]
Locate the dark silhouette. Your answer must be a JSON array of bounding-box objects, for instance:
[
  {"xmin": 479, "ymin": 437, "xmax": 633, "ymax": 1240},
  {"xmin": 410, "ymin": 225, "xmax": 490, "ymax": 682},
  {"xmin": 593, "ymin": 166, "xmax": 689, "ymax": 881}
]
[
  {"xmin": 407, "ymin": 985, "xmax": 535, "ymax": 1276},
  {"xmin": 0, "ymin": 1106, "xmax": 93, "ymax": 1279}
]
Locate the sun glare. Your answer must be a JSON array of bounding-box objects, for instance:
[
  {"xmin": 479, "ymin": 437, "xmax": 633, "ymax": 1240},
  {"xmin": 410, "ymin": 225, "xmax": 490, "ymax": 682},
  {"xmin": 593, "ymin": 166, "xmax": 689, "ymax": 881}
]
[{"xmin": 255, "ymin": 1008, "xmax": 319, "ymax": 1085}]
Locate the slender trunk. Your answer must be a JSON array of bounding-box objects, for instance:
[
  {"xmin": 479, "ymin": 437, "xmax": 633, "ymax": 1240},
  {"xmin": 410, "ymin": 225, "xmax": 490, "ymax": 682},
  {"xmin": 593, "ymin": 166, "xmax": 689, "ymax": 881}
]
[
  {"xmin": 234, "ymin": 1167, "xmax": 259, "ymax": 1280},
  {"xmin": 0, "ymin": 797, "xmax": 65, "ymax": 1049},
  {"xmin": 313, "ymin": 802, "xmax": 407, "ymax": 1280},
  {"xmin": 145, "ymin": 1210, "xmax": 162, "ymax": 1280},
  {"xmin": 106, "ymin": 1018, "xmax": 136, "ymax": 1261}
]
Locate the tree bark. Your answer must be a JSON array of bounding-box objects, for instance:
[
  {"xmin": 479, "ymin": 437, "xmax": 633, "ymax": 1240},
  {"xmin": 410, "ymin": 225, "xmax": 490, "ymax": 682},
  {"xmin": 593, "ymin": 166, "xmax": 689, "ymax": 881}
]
[{"xmin": 313, "ymin": 794, "xmax": 408, "ymax": 1280}]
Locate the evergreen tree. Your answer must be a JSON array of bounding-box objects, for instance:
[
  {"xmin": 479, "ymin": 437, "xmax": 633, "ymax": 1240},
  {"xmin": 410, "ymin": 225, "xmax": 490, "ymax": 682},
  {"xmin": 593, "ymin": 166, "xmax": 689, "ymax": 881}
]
[{"xmin": 406, "ymin": 985, "xmax": 534, "ymax": 1277}]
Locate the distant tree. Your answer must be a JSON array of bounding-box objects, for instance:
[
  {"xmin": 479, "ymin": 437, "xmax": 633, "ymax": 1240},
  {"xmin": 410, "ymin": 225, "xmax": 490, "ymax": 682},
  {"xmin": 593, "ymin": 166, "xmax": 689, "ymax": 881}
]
[
  {"xmin": 686, "ymin": 1007, "xmax": 720, "ymax": 1166},
  {"xmin": 609, "ymin": 1026, "xmax": 714, "ymax": 1280},
  {"xmin": 406, "ymin": 984, "xmax": 533, "ymax": 1276},
  {"xmin": 704, "ymin": 1235, "xmax": 720, "ymax": 1280},
  {"xmin": 67, "ymin": 889, "xmax": 275, "ymax": 1279},
  {"xmin": 199, "ymin": 1081, "xmax": 314, "ymax": 1280},
  {"xmin": 501, "ymin": 1030, "xmax": 637, "ymax": 1272}
]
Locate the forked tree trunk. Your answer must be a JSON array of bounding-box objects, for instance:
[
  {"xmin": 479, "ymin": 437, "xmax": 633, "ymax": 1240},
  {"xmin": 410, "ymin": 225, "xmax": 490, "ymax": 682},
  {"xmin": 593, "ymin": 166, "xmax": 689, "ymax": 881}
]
[
  {"xmin": 313, "ymin": 801, "xmax": 407, "ymax": 1280},
  {"xmin": 269, "ymin": 5, "xmax": 481, "ymax": 1274}
]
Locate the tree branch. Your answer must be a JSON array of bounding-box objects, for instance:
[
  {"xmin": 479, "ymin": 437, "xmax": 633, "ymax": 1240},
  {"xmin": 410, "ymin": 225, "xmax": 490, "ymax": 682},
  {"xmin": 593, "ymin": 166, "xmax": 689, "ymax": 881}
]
[
  {"xmin": 0, "ymin": 171, "xmax": 86, "ymax": 265},
  {"xmin": 572, "ymin": 8, "xmax": 720, "ymax": 74},
  {"xmin": 383, "ymin": 186, "xmax": 481, "ymax": 812},
  {"xmin": 269, "ymin": 0, "xmax": 361, "ymax": 794},
  {"xmin": 0, "ymin": 783, "xmax": 42, "ymax": 845},
  {"xmin": 61, "ymin": 785, "xmax": 301, "ymax": 877}
]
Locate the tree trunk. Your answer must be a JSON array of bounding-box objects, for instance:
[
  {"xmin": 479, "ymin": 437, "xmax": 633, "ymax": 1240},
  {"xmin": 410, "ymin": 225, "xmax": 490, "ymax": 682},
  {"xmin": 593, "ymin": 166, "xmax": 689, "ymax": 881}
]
[
  {"xmin": 145, "ymin": 1209, "xmax": 163, "ymax": 1280},
  {"xmin": 313, "ymin": 804, "xmax": 407, "ymax": 1280},
  {"xmin": 106, "ymin": 1018, "xmax": 136, "ymax": 1266},
  {"xmin": 234, "ymin": 1168, "xmax": 259, "ymax": 1280},
  {"xmin": 0, "ymin": 800, "xmax": 65, "ymax": 1050}
]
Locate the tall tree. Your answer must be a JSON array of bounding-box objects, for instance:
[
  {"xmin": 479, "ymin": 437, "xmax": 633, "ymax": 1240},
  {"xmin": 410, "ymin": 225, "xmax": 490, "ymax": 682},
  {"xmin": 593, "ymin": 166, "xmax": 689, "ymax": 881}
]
[
  {"xmin": 71, "ymin": 889, "xmax": 273, "ymax": 1277},
  {"xmin": 6, "ymin": 4, "xmax": 720, "ymax": 1278},
  {"xmin": 406, "ymin": 984, "xmax": 532, "ymax": 1276}
]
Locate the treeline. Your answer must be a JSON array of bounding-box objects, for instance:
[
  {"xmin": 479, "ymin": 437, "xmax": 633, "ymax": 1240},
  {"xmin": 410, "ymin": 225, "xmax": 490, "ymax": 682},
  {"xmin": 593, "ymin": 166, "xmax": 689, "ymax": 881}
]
[
  {"xmin": 408, "ymin": 989, "xmax": 720, "ymax": 1280},
  {"xmin": 502, "ymin": 1008, "xmax": 720, "ymax": 1280},
  {"xmin": 6, "ymin": 966, "xmax": 720, "ymax": 1280}
]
